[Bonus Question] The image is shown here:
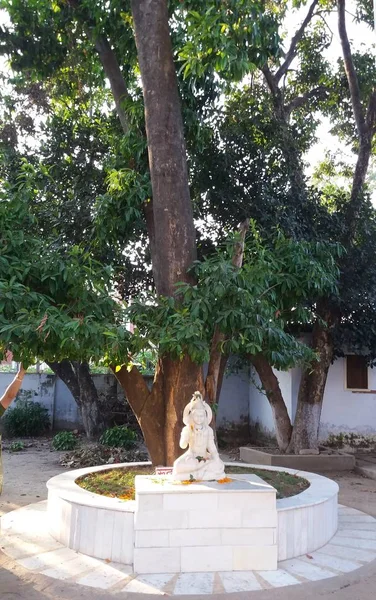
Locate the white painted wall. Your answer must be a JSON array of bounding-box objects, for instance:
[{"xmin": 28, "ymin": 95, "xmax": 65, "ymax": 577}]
[
  {"xmin": 319, "ymin": 358, "xmax": 376, "ymax": 438},
  {"xmin": 0, "ymin": 370, "xmax": 250, "ymax": 433},
  {"xmin": 249, "ymin": 357, "xmax": 376, "ymax": 442}
]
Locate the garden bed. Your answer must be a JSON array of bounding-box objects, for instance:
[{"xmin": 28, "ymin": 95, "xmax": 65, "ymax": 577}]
[{"xmin": 76, "ymin": 464, "xmax": 309, "ymax": 500}]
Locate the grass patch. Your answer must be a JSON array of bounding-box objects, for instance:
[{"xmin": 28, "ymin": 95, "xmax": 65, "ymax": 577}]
[
  {"xmin": 76, "ymin": 465, "xmax": 309, "ymax": 500},
  {"xmin": 226, "ymin": 466, "xmax": 309, "ymax": 499}
]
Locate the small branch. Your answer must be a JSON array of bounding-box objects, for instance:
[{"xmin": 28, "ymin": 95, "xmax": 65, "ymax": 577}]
[
  {"xmin": 337, "ymin": 0, "xmax": 366, "ymax": 137},
  {"xmin": 285, "ymin": 85, "xmax": 329, "ymax": 117},
  {"xmin": 275, "ymin": 0, "xmax": 320, "ymax": 83}
]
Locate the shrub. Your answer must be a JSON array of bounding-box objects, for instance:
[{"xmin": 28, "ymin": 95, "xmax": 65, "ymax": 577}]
[
  {"xmin": 52, "ymin": 431, "xmax": 78, "ymax": 451},
  {"xmin": 99, "ymin": 425, "xmax": 137, "ymax": 449},
  {"xmin": 9, "ymin": 440, "xmax": 24, "ymax": 452},
  {"xmin": 3, "ymin": 400, "xmax": 50, "ymax": 437}
]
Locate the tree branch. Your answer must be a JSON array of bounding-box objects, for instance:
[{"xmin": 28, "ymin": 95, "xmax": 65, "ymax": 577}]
[
  {"xmin": 337, "ymin": 0, "xmax": 366, "ymax": 137},
  {"xmin": 67, "ymin": 0, "xmax": 130, "ymax": 135},
  {"xmin": 285, "ymin": 85, "xmax": 329, "ymax": 117},
  {"xmin": 275, "ymin": 0, "xmax": 320, "ymax": 83}
]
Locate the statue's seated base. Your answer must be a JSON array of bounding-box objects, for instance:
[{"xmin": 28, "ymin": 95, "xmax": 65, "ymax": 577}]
[{"xmin": 134, "ymin": 474, "xmax": 277, "ymax": 574}]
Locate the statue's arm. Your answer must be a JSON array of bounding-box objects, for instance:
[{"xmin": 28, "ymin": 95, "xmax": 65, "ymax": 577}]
[
  {"xmin": 207, "ymin": 427, "xmax": 219, "ymax": 456},
  {"xmin": 180, "ymin": 426, "xmax": 190, "ymax": 449}
]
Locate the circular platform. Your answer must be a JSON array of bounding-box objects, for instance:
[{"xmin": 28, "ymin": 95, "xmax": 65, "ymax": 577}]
[
  {"xmin": 1, "ymin": 501, "xmax": 376, "ymax": 595},
  {"xmin": 46, "ymin": 462, "xmax": 339, "ymax": 564}
]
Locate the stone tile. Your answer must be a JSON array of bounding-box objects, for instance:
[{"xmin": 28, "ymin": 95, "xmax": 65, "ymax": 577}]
[
  {"xmin": 123, "ymin": 573, "xmax": 175, "ymax": 594},
  {"xmin": 233, "ymin": 546, "xmax": 277, "ymax": 571},
  {"xmin": 258, "ymin": 569, "xmax": 300, "ymax": 588},
  {"xmin": 339, "ymin": 515, "xmax": 376, "ymax": 524},
  {"xmin": 76, "ymin": 565, "xmax": 131, "ymax": 589},
  {"xmin": 221, "ymin": 527, "xmax": 274, "ymax": 546},
  {"xmin": 0, "ymin": 534, "xmax": 62, "ymax": 560},
  {"xmin": 300, "ymin": 553, "xmax": 361, "ymax": 573},
  {"xmin": 17, "ymin": 547, "xmax": 79, "ymax": 571},
  {"xmin": 188, "ymin": 509, "xmax": 241, "ymax": 529},
  {"xmin": 135, "ymin": 530, "xmax": 169, "ymax": 548},
  {"xmin": 164, "ymin": 492, "xmax": 216, "ymax": 511},
  {"xmin": 330, "ymin": 536, "xmax": 376, "ymax": 551},
  {"xmin": 40, "ymin": 553, "xmax": 99, "ymax": 580},
  {"xmin": 134, "ymin": 509, "xmax": 188, "ymax": 531},
  {"xmin": 336, "ymin": 528, "xmax": 376, "ymax": 540},
  {"xmin": 338, "ymin": 522, "xmax": 376, "ymax": 531},
  {"xmin": 169, "ymin": 528, "xmax": 220, "ymax": 547},
  {"xmin": 134, "ymin": 547, "xmax": 180, "ymax": 574},
  {"xmin": 242, "ymin": 510, "xmax": 277, "ymax": 528},
  {"xmin": 174, "ymin": 572, "xmax": 214, "ymax": 595},
  {"xmin": 136, "ymin": 493, "xmax": 163, "ymax": 511},
  {"xmin": 317, "ymin": 543, "xmax": 376, "ymax": 563},
  {"xmin": 219, "ymin": 571, "xmax": 262, "ymax": 592},
  {"xmin": 280, "ymin": 558, "xmax": 337, "ymax": 581},
  {"xmin": 181, "ymin": 545, "xmax": 233, "ymax": 572},
  {"xmin": 218, "ymin": 492, "xmax": 275, "ymax": 512},
  {"xmin": 338, "ymin": 507, "xmax": 365, "ymax": 515}
]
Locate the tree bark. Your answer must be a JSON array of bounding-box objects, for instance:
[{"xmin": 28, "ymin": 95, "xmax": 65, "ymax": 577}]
[
  {"xmin": 113, "ymin": 363, "xmax": 166, "ymax": 465},
  {"xmin": 131, "ymin": 0, "xmax": 197, "ymax": 297},
  {"xmin": 287, "ymin": 314, "xmax": 334, "ymax": 453},
  {"xmin": 251, "ymin": 354, "xmax": 292, "ymax": 453},
  {"xmin": 114, "ymin": 359, "xmax": 204, "ymax": 465},
  {"xmin": 47, "ymin": 360, "xmax": 104, "ymax": 439},
  {"xmin": 127, "ymin": 0, "xmax": 203, "ymax": 464}
]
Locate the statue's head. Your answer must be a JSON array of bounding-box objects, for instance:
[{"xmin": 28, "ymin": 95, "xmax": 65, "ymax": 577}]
[{"xmin": 183, "ymin": 391, "xmax": 213, "ymax": 426}]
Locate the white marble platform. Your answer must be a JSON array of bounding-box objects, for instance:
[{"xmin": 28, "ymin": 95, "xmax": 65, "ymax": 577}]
[
  {"xmin": 1, "ymin": 502, "xmax": 376, "ymax": 595},
  {"xmin": 45, "ymin": 461, "xmax": 339, "ymax": 566},
  {"xmin": 134, "ymin": 474, "xmax": 277, "ymax": 573}
]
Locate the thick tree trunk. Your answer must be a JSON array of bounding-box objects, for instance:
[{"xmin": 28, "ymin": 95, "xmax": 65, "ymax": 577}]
[
  {"xmin": 47, "ymin": 360, "xmax": 104, "ymax": 440},
  {"xmin": 126, "ymin": 0, "xmax": 203, "ymax": 464},
  {"xmin": 114, "ymin": 360, "xmax": 204, "ymax": 465},
  {"xmin": 287, "ymin": 318, "xmax": 334, "ymax": 453},
  {"xmin": 75, "ymin": 362, "xmax": 105, "ymax": 439},
  {"xmin": 131, "ymin": 0, "xmax": 197, "ymax": 297},
  {"xmin": 251, "ymin": 354, "xmax": 292, "ymax": 452}
]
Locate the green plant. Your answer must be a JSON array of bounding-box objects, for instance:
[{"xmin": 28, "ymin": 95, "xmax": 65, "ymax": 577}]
[
  {"xmin": 99, "ymin": 426, "xmax": 137, "ymax": 449},
  {"xmin": 3, "ymin": 400, "xmax": 50, "ymax": 437},
  {"xmin": 9, "ymin": 440, "xmax": 24, "ymax": 452},
  {"xmin": 52, "ymin": 431, "xmax": 78, "ymax": 451}
]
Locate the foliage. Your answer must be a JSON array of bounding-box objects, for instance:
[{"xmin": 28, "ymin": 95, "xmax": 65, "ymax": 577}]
[
  {"xmin": 99, "ymin": 425, "xmax": 138, "ymax": 449},
  {"xmin": 52, "ymin": 431, "xmax": 78, "ymax": 451},
  {"xmin": 3, "ymin": 400, "xmax": 50, "ymax": 437},
  {"xmin": 128, "ymin": 231, "xmax": 340, "ymax": 370},
  {"xmin": 9, "ymin": 440, "xmax": 24, "ymax": 452}
]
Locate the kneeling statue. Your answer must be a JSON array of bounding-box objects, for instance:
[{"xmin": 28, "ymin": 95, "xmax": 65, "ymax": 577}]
[{"xmin": 172, "ymin": 391, "xmax": 225, "ymax": 481}]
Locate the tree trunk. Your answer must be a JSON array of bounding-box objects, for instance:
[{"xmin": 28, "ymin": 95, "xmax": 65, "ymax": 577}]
[
  {"xmin": 114, "ymin": 359, "xmax": 204, "ymax": 465},
  {"xmin": 47, "ymin": 360, "xmax": 104, "ymax": 440},
  {"xmin": 251, "ymin": 354, "xmax": 292, "ymax": 452},
  {"xmin": 131, "ymin": 0, "xmax": 197, "ymax": 297},
  {"xmin": 126, "ymin": 0, "xmax": 203, "ymax": 464},
  {"xmin": 75, "ymin": 362, "xmax": 105, "ymax": 439},
  {"xmin": 287, "ymin": 318, "xmax": 334, "ymax": 453},
  {"xmin": 161, "ymin": 355, "xmax": 204, "ymax": 465}
]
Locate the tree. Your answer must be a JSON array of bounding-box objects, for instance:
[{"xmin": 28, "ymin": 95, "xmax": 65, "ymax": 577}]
[
  {"xmin": 0, "ymin": 0, "xmax": 352, "ymax": 461},
  {"xmin": 190, "ymin": 0, "xmax": 376, "ymax": 452},
  {"xmin": 0, "ymin": 0, "xmax": 285, "ymax": 463}
]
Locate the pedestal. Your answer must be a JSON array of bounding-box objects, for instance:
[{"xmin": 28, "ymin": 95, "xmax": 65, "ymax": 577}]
[{"xmin": 133, "ymin": 474, "xmax": 277, "ymax": 574}]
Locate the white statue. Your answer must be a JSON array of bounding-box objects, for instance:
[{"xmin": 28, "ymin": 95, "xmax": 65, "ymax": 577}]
[{"xmin": 172, "ymin": 391, "xmax": 225, "ymax": 481}]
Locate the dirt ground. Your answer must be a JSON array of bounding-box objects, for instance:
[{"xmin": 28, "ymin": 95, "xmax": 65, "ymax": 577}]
[{"xmin": 0, "ymin": 440, "xmax": 67, "ymax": 517}]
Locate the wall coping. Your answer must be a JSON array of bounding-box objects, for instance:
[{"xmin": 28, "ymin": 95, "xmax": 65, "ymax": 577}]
[{"xmin": 46, "ymin": 461, "xmax": 338, "ymax": 514}]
